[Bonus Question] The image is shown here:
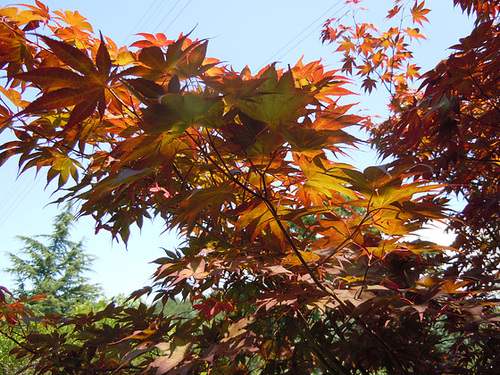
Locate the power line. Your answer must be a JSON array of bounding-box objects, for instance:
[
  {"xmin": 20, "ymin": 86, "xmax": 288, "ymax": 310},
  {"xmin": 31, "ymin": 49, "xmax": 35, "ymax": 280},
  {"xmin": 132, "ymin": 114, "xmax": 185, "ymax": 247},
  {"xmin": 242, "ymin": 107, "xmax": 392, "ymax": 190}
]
[
  {"xmin": 120, "ymin": 0, "xmax": 166, "ymax": 46},
  {"xmin": 151, "ymin": 0, "xmax": 183, "ymax": 35},
  {"xmin": 162, "ymin": 0, "xmax": 194, "ymax": 35},
  {"xmin": 0, "ymin": 175, "xmax": 40, "ymax": 228},
  {"xmin": 260, "ymin": 1, "xmax": 348, "ymax": 69}
]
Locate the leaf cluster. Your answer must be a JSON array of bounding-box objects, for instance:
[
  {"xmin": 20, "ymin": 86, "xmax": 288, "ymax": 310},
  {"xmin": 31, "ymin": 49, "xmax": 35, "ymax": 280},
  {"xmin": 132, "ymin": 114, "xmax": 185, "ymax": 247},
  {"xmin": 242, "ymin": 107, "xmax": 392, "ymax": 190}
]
[
  {"xmin": 0, "ymin": 1, "xmax": 499, "ymax": 374},
  {"xmin": 370, "ymin": 0, "xmax": 500, "ymax": 288}
]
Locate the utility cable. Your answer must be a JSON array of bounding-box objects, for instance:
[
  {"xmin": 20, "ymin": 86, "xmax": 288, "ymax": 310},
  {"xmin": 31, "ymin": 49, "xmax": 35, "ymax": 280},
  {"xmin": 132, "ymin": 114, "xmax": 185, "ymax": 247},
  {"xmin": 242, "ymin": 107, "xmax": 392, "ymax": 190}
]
[
  {"xmin": 151, "ymin": 0, "xmax": 183, "ymax": 35},
  {"xmin": 120, "ymin": 0, "xmax": 166, "ymax": 46},
  {"xmin": 260, "ymin": 1, "xmax": 348, "ymax": 69},
  {"xmin": 162, "ymin": 0, "xmax": 194, "ymax": 35}
]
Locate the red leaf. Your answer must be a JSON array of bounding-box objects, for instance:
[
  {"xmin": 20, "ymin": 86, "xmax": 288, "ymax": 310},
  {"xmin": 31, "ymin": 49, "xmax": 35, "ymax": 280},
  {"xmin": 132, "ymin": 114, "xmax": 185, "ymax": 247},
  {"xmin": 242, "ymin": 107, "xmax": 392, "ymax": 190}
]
[
  {"xmin": 40, "ymin": 35, "xmax": 96, "ymax": 76},
  {"xmin": 125, "ymin": 78, "xmax": 165, "ymax": 99},
  {"xmin": 14, "ymin": 67, "xmax": 86, "ymax": 88},
  {"xmin": 96, "ymin": 32, "xmax": 111, "ymax": 79},
  {"xmin": 387, "ymin": 5, "xmax": 402, "ymax": 19},
  {"xmin": 65, "ymin": 92, "xmax": 100, "ymax": 130},
  {"xmin": 361, "ymin": 77, "xmax": 377, "ymax": 93},
  {"xmin": 19, "ymin": 88, "xmax": 86, "ymax": 114}
]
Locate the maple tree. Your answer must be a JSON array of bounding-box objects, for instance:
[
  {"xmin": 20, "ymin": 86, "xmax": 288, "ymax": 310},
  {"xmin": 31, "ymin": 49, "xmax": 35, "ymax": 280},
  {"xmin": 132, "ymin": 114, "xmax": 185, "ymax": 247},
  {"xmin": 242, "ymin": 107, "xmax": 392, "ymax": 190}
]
[
  {"xmin": 0, "ymin": 1, "xmax": 499, "ymax": 374},
  {"xmin": 323, "ymin": 0, "xmax": 500, "ymax": 297},
  {"xmin": 371, "ymin": 0, "xmax": 500, "ymax": 291}
]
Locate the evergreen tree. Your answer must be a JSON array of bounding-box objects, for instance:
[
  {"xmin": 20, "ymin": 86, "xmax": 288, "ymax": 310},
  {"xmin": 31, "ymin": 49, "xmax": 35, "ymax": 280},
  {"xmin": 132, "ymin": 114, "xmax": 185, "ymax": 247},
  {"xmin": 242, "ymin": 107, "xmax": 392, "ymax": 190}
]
[{"xmin": 5, "ymin": 206, "xmax": 102, "ymax": 314}]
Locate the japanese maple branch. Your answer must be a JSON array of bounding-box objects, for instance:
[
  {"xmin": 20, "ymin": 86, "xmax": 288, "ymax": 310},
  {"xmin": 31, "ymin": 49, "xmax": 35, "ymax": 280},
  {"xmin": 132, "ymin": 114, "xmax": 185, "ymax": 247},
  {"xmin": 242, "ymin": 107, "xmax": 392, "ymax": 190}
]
[
  {"xmin": 0, "ymin": 327, "xmax": 37, "ymax": 355},
  {"xmin": 292, "ymin": 312, "xmax": 353, "ymax": 375},
  {"xmin": 467, "ymin": 69, "xmax": 500, "ymax": 115},
  {"xmin": 188, "ymin": 128, "xmax": 408, "ymax": 373}
]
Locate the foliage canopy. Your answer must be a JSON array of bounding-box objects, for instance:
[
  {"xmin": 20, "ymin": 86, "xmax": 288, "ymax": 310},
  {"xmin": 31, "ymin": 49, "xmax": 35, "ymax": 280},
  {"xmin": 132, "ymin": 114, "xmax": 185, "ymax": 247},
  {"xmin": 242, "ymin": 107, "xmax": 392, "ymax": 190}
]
[{"xmin": 0, "ymin": 0, "xmax": 499, "ymax": 373}]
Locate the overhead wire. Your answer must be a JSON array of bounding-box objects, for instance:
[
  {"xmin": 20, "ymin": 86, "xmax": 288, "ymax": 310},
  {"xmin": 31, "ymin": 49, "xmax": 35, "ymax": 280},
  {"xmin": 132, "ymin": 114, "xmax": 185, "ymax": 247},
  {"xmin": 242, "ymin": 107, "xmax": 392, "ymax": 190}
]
[
  {"xmin": 1, "ymin": 1, "xmax": 351, "ymax": 227},
  {"xmin": 161, "ymin": 0, "xmax": 194, "ymax": 35},
  {"xmin": 120, "ymin": 0, "xmax": 166, "ymax": 46},
  {"xmin": 0, "ymin": 175, "xmax": 41, "ymax": 228},
  {"xmin": 259, "ymin": 1, "xmax": 349, "ymax": 69},
  {"xmin": 151, "ymin": 0, "xmax": 183, "ymax": 35}
]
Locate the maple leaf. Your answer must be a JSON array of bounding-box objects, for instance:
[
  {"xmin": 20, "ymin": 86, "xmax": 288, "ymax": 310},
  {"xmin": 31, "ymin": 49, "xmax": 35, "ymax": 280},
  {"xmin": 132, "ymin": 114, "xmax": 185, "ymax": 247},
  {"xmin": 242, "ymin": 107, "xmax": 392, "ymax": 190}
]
[
  {"xmin": 14, "ymin": 35, "xmax": 112, "ymax": 132},
  {"xmin": 53, "ymin": 10, "xmax": 93, "ymax": 31},
  {"xmin": 405, "ymin": 27, "xmax": 426, "ymax": 40},
  {"xmin": 361, "ymin": 76, "xmax": 377, "ymax": 93},
  {"xmin": 387, "ymin": 5, "xmax": 402, "ymax": 19},
  {"xmin": 150, "ymin": 341, "xmax": 190, "ymax": 374},
  {"xmin": 235, "ymin": 66, "xmax": 313, "ymax": 126},
  {"xmin": 411, "ymin": 1, "xmax": 431, "ymax": 26}
]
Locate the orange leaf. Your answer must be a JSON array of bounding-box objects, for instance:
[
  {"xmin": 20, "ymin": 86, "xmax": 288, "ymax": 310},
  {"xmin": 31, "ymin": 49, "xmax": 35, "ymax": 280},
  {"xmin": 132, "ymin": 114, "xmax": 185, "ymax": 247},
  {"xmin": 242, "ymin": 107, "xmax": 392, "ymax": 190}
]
[
  {"xmin": 411, "ymin": 1, "xmax": 431, "ymax": 26},
  {"xmin": 53, "ymin": 10, "xmax": 93, "ymax": 32}
]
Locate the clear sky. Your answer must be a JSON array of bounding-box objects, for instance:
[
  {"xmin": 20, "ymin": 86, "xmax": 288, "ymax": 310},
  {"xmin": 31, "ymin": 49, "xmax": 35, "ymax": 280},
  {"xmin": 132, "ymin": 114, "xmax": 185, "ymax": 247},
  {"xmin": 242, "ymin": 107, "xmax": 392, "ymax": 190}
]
[{"xmin": 0, "ymin": 0, "xmax": 474, "ymax": 298}]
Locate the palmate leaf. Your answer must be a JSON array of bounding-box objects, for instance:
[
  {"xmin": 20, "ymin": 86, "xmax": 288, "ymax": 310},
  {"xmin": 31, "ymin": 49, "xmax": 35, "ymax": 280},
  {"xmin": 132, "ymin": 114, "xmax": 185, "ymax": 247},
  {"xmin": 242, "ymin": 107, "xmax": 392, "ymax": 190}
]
[
  {"xmin": 52, "ymin": 9, "xmax": 93, "ymax": 32},
  {"xmin": 280, "ymin": 124, "xmax": 359, "ymax": 153},
  {"xmin": 150, "ymin": 342, "xmax": 190, "ymax": 374},
  {"xmin": 411, "ymin": 1, "xmax": 431, "ymax": 26},
  {"xmin": 284, "ymin": 250, "xmax": 321, "ymax": 266},
  {"xmin": 140, "ymin": 92, "xmax": 223, "ymax": 133},
  {"xmin": 236, "ymin": 67, "xmax": 312, "ymax": 125},
  {"xmin": 124, "ymin": 78, "xmax": 165, "ymax": 100},
  {"xmin": 186, "ymin": 41, "xmax": 207, "ymax": 69},
  {"xmin": 176, "ymin": 186, "xmax": 236, "ymax": 234},
  {"xmin": 46, "ymin": 152, "xmax": 80, "ymax": 188},
  {"xmin": 235, "ymin": 200, "xmax": 277, "ymax": 241},
  {"xmin": 138, "ymin": 46, "xmax": 165, "ymax": 71},
  {"xmin": 18, "ymin": 88, "xmax": 87, "ymax": 114},
  {"xmin": 66, "ymin": 92, "xmax": 102, "ymax": 132},
  {"xmin": 96, "ymin": 33, "xmax": 111, "ymax": 79},
  {"xmin": 39, "ymin": 35, "xmax": 96, "ymax": 76},
  {"xmin": 13, "ymin": 68, "xmax": 87, "ymax": 88},
  {"xmin": 16, "ymin": 87, "xmax": 104, "ymax": 132},
  {"xmin": 14, "ymin": 36, "xmax": 112, "ymax": 129},
  {"xmin": 298, "ymin": 155, "xmax": 358, "ymax": 201}
]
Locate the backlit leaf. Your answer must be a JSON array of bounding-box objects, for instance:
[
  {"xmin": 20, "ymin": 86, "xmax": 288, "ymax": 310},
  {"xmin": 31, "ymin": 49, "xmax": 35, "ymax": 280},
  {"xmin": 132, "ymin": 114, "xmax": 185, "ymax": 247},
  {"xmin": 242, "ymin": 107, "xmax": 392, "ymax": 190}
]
[{"xmin": 39, "ymin": 35, "xmax": 96, "ymax": 76}]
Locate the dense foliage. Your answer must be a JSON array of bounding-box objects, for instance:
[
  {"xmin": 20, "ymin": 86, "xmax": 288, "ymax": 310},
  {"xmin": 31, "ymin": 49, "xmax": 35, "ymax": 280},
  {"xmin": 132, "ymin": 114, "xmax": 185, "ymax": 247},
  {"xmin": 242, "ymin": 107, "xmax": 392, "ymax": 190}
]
[
  {"xmin": 5, "ymin": 205, "xmax": 102, "ymax": 314},
  {"xmin": 0, "ymin": 0, "xmax": 499, "ymax": 373},
  {"xmin": 372, "ymin": 0, "xmax": 500, "ymax": 289}
]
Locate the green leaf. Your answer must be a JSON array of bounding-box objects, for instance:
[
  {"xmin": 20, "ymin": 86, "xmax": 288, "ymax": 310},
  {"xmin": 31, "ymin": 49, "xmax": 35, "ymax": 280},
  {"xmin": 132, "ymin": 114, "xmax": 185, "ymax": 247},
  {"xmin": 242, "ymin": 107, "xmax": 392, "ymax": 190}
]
[
  {"xmin": 187, "ymin": 41, "xmax": 207, "ymax": 68},
  {"xmin": 138, "ymin": 46, "xmax": 165, "ymax": 70},
  {"xmin": 141, "ymin": 92, "xmax": 222, "ymax": 133},
  {"xmin": 237, "ymin": 67, "xmax": 312, "ymax": 125}
]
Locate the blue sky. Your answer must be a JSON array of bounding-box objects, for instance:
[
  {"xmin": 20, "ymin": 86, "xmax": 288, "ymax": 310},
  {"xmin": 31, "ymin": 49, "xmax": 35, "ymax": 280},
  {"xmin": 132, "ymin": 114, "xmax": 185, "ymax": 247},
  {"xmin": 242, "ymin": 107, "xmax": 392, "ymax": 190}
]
[{"xmin": 0, "ymin": 0, "xmax": 474, "ymax": 298}]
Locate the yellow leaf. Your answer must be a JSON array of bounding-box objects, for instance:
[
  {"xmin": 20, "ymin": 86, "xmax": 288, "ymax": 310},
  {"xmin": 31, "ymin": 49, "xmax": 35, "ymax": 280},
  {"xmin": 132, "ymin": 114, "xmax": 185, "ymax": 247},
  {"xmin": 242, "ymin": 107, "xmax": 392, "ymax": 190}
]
[{"xmin": 284, "ymin": 251, "xmax": 321, "ymax": 266}]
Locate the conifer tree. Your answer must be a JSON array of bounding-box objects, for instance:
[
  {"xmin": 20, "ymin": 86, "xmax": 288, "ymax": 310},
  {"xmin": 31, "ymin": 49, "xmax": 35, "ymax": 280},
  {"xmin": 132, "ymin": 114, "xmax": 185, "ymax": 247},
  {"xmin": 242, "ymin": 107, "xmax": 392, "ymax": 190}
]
[{"xmin": 5, "ymin": 206, "xmax": 102, "ymax": 314}]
